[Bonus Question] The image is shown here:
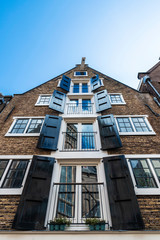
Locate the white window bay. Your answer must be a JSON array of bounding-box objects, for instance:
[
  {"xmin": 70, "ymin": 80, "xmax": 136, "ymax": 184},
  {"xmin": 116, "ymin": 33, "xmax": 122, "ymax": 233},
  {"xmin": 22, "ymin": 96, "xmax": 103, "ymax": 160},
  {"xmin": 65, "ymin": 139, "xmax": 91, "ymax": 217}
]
[
  {"xmin": 114, "ymin": 115, "xmax": 155, "ymax": 135},
  {"xmin": 5, "ymin": 117, "xmax": 44, "ymax": 136}
]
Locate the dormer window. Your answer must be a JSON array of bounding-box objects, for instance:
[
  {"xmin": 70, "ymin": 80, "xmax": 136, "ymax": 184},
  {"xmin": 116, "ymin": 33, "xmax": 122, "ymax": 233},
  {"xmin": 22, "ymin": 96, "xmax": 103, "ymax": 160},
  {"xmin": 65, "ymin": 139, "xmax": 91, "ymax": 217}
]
[{"xmin": 74, "ymin": 71, "xmax": 87, "ymax": 76}]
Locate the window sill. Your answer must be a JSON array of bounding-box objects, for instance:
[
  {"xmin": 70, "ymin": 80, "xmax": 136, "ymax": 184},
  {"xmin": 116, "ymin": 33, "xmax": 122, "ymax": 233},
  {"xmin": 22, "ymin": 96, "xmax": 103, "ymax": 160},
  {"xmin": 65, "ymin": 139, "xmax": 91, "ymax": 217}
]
[
  {"xmin": 111, "ymin": 103, "xmax": 126, "ymax": 105},
  {"xmin": 119, "ymin": 132, "xmax": 156, "ymax": 136},
  {"xmin": 0, "ymin": 188, "xmax": 22, "ymax": 195},
  {"xmin": 5, "ymin": 133, "xmax": 40, "ymax": 137},
  {"xmin": 35, "ymin": 104, "xmax": 49, "ymax": 106}
]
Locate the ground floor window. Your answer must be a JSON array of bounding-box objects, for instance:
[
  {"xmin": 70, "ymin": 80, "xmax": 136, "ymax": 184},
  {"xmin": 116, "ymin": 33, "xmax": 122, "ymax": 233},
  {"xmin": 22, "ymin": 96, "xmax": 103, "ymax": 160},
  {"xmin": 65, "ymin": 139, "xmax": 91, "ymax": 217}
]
[{"xmin": 53, "ymin": 165, "xmax": 103, "ymax": 223}]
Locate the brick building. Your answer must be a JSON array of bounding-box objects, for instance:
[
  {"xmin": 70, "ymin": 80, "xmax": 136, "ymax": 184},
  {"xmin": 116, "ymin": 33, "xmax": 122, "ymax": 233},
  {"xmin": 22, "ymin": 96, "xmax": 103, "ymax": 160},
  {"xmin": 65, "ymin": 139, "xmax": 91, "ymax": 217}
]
[
  {"xmin": 138, "ymin": 60, "xmax": 160, "ymax": 107},
  {"xmin": 0, "ymin": 58, "xmax": 160, "ymax": 239}
]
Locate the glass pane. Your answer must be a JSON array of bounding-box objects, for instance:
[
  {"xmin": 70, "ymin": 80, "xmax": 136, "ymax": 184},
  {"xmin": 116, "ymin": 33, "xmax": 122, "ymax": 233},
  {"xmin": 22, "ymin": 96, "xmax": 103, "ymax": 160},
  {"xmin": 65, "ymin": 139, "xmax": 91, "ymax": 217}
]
[
  {"xmin": 82, "ymin": 99, "xmax": 91, "ymax": 112},
  {"xmin": 64, "ymin": 124, "xmax": 78, "ymax": 150},
  {"xmin": 117, "ymin": 118, "xmax": 133, "ymax": 132},
  {"xmin": 82, "ymin": 124, "xmax": 95, "ymax": 149},
  {"xmin": 2, "ymin": 160, "xmax": 29, "ymax": 188},
  {"xmin": 130, "ymin": 159, "xmax": 157, "ymax": 188},
  {"xmin": 81, "ymin": 166, "xmax": 100, "ymax": 218},
  {"xmin": 68, "ymin": 100, "xmax": 79, "ymax": 114},
  {"xmin": 0, "ymin": 160, "xmax": 8, "ymax": 180},
  {"xmin": 82, "ymin": 83, "xmax": 88, "ymax": 93},
  {"xmin": 26, "ymin": 119, "xmax": 43, "ymax": 133},
  {"xmin": 73, "ymin": 84, "xmax": 79, "ymax": 93},
  {"xmin": 132, "ymin": 117, "xmax": 150, "ymax": 132},
  {"xmin": 10, "ymin": 119, "xmax": 29, "ymax": 133},
  {"xmin": 56, "ymin": 166, "xmax": 76, "ymax": 218},
  {"xmin": 151, "ymin": 159, "xmax": 160, "ymax": 181}
]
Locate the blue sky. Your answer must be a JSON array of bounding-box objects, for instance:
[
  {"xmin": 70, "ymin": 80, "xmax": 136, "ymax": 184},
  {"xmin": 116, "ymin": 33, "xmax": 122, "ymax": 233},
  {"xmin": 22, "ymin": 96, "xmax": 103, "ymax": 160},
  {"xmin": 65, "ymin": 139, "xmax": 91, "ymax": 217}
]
[{"xmin": 1, "ymin": 0, "xmax": 160, "ymax": 95}]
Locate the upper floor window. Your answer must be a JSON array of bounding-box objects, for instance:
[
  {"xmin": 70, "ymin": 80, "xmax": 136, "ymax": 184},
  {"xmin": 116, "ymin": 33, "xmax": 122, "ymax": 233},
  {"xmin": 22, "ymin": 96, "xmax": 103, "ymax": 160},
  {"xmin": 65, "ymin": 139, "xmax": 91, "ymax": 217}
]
[
  {"xmin": 72, "ymin": 83, "xmax": 89, "ymax": 93},
  {"xmin": 115, "ymin": 116, "xmax": 155, "ymax": 135},
  {"xmin": 6, "ymin": 117, "xmax": 44, "ymax": 136},
  {"xmin": 109, "ymin": 94, "xmax": 125, "ymax": 104},
  {"xmin": 74, "ymin": 71, "xmax": 87, "ymax": 76},
  {"xmin": 0, "ymin": 158, "xmax": 30, "ymax": 194},
  {"xmin": 35, "ymin": 95, "xmax": 51, "ymax": 106}
]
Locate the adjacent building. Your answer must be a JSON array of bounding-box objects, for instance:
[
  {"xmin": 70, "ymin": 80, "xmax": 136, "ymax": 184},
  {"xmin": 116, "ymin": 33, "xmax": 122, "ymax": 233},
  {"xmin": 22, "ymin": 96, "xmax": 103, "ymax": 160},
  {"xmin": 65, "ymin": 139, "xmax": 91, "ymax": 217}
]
[{"xmin": 0, "ymin": 58, "xmax": 160, "ymax": 240}]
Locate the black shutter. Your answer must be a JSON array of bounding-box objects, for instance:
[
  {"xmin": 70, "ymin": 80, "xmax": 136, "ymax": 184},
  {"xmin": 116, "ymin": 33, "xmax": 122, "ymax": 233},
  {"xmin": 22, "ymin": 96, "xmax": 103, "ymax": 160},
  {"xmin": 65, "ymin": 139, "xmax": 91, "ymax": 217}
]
[
  {"xmin": 97, "ymin": 114, "xmax": 122, "ymax": 149},
  {"xmin": 37, "ymin": 115, "xmax": 62, "ymax": 150},
  {"xmin": 59, "ymin": 75, "xmax": 71, "ymax": 92},
  {"xmin": 49, "ymin": 90, "xmax": 66, "ymax": 113},
  {"xmin": 90, "ymin": 74, "xmax": 102, "ymax": 91},
  {"xmin": 94, "ymin": 90, "xmax": 111, "ymax": 112},
  {"xmin": 103, "ymin": 155, "xmax": 144, "ymax": 230},
  {"xmin": 13, "ymin": 155, "xmax": 55, "ymax": 230}
]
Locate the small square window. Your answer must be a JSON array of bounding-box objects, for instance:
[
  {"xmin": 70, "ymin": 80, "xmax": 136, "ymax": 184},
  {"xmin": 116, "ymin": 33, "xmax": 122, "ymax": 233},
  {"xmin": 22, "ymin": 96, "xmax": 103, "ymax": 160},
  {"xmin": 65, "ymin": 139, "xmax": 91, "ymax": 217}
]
[
  {"xmin": 74, "ymin": 71, "xmax": 87, "ymax": 76},
  {"xmin": 36, "ymin": 95, "xmax": 51, "ymax": 105},
  {"xmin": 109, "ymin": 94, "xmax": 125, "ymax": 104}
]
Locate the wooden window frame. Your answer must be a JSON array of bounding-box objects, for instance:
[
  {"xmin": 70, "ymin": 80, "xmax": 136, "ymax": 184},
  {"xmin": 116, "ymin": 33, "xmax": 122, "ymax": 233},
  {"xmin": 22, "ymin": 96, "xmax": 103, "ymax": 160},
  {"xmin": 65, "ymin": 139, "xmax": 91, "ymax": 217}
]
[
  {"xmin": 5, "ymin": 117, "xmax": 44, "ymax": 137},
  {"xmin": 109, "ymin": 93, "xmax": 126, "ymax": 105},
  {"xmin": 35, "ymin": 94, "xmax": 52, "ymax": 106}
]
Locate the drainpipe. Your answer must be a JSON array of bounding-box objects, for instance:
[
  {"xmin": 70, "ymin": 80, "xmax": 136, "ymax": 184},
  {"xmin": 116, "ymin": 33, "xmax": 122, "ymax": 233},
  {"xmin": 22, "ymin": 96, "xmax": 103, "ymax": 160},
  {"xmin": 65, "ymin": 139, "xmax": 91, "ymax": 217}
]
[{"xmin": 143, "ymin": 75, "xmax": 160, "ymax": 99}]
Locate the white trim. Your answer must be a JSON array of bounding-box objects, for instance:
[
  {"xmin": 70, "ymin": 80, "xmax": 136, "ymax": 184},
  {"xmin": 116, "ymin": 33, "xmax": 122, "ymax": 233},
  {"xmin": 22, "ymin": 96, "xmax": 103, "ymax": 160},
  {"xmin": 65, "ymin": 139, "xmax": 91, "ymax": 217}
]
[
  {"xmin": 5, "ymin": 116, "xmax": 45, "ymax": 137},
  {"xmin": 0, "ymin": 157, "xmax": 32, "ymax": 195},
  {"xmin": 126, "ymin": 155, "xmax": 160, "ymax": 195},
  {"xmin": 114, "ymin": 115, "xmax": 155, "ymax": 135},
  {"xmin": 35, "ymin": 94, "xmax": 52, "ymax": 106},
  {"xmin": 108, "ymin": 93, "xmax": 126, "ymax": 105}
]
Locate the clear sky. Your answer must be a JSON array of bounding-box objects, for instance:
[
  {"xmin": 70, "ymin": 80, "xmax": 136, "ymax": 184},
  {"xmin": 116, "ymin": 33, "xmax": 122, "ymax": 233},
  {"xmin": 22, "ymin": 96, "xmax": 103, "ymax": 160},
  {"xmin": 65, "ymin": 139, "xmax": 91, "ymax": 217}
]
[{"xmin": 1, "ymin": 0, "xmax": 160, "ymax": 95}]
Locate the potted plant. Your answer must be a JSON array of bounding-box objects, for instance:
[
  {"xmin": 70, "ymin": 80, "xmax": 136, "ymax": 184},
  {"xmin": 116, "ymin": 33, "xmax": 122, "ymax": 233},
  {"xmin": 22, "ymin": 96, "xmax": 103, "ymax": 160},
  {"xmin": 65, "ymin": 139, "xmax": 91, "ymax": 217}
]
[
  {"xmin": 85, "ymin": 218, "xmax": 106, "ymax": 231},
  {"xmin": 49, "ymin": 218, "xmax": 71, "ymax": 231}
]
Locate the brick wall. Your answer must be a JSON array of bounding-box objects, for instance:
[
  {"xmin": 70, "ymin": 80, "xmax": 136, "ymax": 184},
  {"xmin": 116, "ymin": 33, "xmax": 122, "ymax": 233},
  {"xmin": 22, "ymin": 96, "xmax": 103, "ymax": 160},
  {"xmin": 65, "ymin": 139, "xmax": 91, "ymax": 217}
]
[
  {"xmin": 0, "ymin": 195, "xmax": 20, "ymax": 230},
  {"xmin": 137, "ymin": 195, "xmax": 160, "ymax": 230}
]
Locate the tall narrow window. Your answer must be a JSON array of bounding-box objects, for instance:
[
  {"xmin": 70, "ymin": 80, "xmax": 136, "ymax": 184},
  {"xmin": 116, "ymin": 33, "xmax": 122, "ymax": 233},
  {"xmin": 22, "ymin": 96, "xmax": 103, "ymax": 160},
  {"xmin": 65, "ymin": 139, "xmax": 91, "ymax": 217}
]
[
  {"xmin": 82, "ymin": 83, "xmax": 88, "ymax": 93},
  {"xmin": 82, "ymin": 99, "xmax": 91, "ymax": 112},
  {"xmin": 151, "ymin": 159, "xmax": 160, "ymax": 182},
  {"xmin": 130, "ymin": 159, "xmax": 157, "ymax": 188},
  {"xmin": 73, "ymin": 84, "xmax": 79, "ymax": 93},
  {"xmin": 0, "ymin": 160, "xmax": 8, "ymax": 180},
  {"xmin": 81, "ymin": 166, "xmax": 100, "ymax": 218},
  {"xmin": 65, "ymin": 123, "xmax": 78, "ymax": 150},
  {"xmin": 82, "ymin": 124, "xmax": 95, "ymax": 149},
  {"xmin": 56, "ymin": 166, "xmax": 76, "ymax": 218}
]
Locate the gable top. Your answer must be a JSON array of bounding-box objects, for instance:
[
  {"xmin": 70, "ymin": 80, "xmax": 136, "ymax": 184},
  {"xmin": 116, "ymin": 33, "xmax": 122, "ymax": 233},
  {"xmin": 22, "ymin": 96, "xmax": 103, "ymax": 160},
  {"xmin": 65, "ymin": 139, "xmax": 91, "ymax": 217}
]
[
  {"xmin": 17, "ymin": 60, "xmax": 139, "ymax": 95},
  {"xmin": 138, "ymin": 60, "xmax": 160, "ymax": 79}
]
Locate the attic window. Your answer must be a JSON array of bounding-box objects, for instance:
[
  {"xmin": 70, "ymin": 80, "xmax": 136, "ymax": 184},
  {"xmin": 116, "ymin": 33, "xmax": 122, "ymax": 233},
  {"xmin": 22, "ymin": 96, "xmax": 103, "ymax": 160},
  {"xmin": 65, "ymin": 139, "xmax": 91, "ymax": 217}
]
[{"xmin": 74, "ymin": 71, "xmax": 87, "ymax": 76}]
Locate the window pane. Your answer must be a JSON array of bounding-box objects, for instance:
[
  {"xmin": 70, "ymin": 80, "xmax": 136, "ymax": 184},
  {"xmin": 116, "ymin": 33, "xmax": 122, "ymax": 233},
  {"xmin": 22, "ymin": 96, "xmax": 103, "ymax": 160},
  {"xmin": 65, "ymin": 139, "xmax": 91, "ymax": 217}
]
[
  {"xmin": 38, "ymin": 95, "xmax": 51, "ymax": 104},
  {"xmin": 130, "ymin": 159, "xmax": 157, "ymax": 188},
  {"xmin": 82, "ymin": 99, "xmax": 91, "ymax": 112},
  {"xmin": 81, "ymin": 166, "xmax": 100, "ymax": 218},
  {"xmin": 117, "ymin": 118, "xmax": 134, "ymax": 132},
  {"xmin": 110, "ymin": 94, "xmax": 123, "ymax": 103},
  {"xmin": 64, "ymin": 123, "xmax": 78, "ymax": 149},
  {"xmin": 132, "ymin": 117, "xmax": 151, "ymax": 132},
  {"xmin": 26, "ymin": 119, "xmax": 44, "ymax": 133},
  {"xmin": 2, "ymin": 160, "xmax": 29, "ymax": 188},
  {"xmin": 82, "ymin": 124, "xmax": 95, "ymax": 149},
  {"xmin": 75, "ymin": 71, "xmax": 87, "ymax": 76},
  {"xmin": 73, "ymin": 84, "xmax": 79, "ymax": 93},
  {"xmin": 0, "ymin": 160, "xmax": 8, "ymax": 180},
  {"xmin": 56, "ymin": 166, "xmax": 76, "ymax": 218},
  {"xmin": 151, "ymin": 159, "xmax": 160, "ymax": 182},
  {"xmin": 82, "ymin": 83, "xmax": 88, "ymax": 93},
  {"xmin": 68, "ymin": 100, "xmax": 79, "ymax": 114},
  {"xmin": 10, "ymin": 119, "xmax": 29, "ymax": 133}
]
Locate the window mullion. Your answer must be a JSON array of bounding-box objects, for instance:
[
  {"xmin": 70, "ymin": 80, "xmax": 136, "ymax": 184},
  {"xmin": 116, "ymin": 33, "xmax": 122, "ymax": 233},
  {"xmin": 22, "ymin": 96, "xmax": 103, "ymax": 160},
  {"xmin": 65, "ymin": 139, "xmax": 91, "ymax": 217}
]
[
  {"xmin": 24, "ymin": 119, "xmax": 31, "ymax": 133},
  {"xmin": 130, "ymin": 117, "xmax": 136, "ymax": 132}
]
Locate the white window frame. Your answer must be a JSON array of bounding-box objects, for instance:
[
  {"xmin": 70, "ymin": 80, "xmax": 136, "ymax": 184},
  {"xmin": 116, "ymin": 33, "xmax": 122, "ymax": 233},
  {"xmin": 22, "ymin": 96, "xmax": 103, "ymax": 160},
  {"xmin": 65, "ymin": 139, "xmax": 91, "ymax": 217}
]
[
  {"xmin": 126, "ymin": 154, "xmax": 160, "ymax": 195},
  {"xmin": 5, "ymin": 116, "xmax": 44, "ymax": 137},
  {"xmin": 0, "ymin": 155, "xmax": 32, "ymax": 195},
  {"xmin": 109, "ymin": 93, "xmax": 126, "ymax": 105},
  {"xmin": 46, "ymin": 160, "xmax": 110, "ymax": 228},
  {"xmin": 74, "ymin": 71, "xmax": 88, "ymax": 76},
  {"xmin": 114, "ymin": 115, "xmax": 155, "ymax": 135},
  {"xmin": 35, "ymin": 94, "xmax": 52, "ymax": 106}
]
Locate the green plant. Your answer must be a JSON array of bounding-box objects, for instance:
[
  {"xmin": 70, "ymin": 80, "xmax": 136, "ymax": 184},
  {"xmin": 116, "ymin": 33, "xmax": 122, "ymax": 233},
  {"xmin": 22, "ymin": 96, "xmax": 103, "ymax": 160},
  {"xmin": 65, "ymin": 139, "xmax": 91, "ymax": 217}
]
[
  {"xmin": 85, "ymin": 218, "xmax": 105, "ymax": 226},
  {"xmin": 49, "ymin": 218, "xmax": 71, "ymax": 226}
]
